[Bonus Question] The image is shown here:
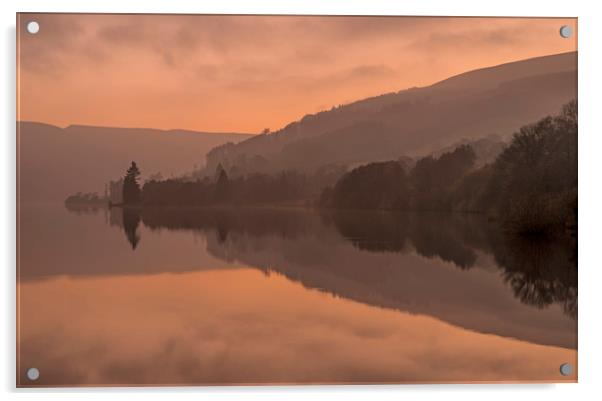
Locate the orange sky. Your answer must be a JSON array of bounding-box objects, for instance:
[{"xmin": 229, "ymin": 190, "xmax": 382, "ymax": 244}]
[{"xmin": 17, "ymin": 14, "xmax": 577, "ymax": 133}]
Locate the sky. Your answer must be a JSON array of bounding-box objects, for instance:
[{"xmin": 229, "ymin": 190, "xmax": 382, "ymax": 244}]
[{"xmin": 17, "ymin": 14, "xmax": 577, "ymax": 133}]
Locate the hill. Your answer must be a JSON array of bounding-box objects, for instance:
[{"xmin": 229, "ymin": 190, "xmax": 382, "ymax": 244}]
[
  {"xmin": 18, "ymin": 122, "xmax": 252, "ymax": 202},
  {"xmin": 204, "ymin": 52, "xmax": 576, "ymax": 176}
]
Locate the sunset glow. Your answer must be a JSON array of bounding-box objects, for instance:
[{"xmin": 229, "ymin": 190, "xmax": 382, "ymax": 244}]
[{"xmin": 17, "ymin": 14, "xmax": 576, "ymax": 133}]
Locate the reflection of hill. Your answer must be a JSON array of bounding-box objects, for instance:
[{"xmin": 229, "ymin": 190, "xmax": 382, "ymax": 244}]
[{"xmin": 136, "ymin": 207, "xmax": 576, "ymax": 349}]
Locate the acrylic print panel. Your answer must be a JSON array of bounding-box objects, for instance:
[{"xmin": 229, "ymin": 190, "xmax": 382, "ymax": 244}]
[{"xmin": 16, "ymin": 13, "xmax": 578, "ymax": 386}]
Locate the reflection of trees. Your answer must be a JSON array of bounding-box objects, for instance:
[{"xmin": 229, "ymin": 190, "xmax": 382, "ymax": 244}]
[
  {"xmin": 64, "ymin": 203, "xmax": 106, "ymax": 216},
  {"xmin": 122, "ymin": 208, "xmax": 141, "ymax": 249},
  {"xmin": 407, "ymin": 214, "xmax": 478, "ymax": 270},
  {"xmin": 326, "ymin": 210, "xmax": 576, "ymax": 318},
  {"xmin": 68, "ymin": 204, "xmax": 139, "ymax": 248},
  {"xmin": 324, "ymin": 211, "xmax": 408, "ymax": 252},
  {"xmin": 326, "ymin": 211, "xmax": 478, "ymax": 269},
  {"xmin": 491, "ymin": 234, "xmax": 577, "ymax": 319},
  {"xmin": 139, "ymin": 207, "xmax": 314, "ymax": 243},
  {"xmin": 109, "ymin": 207, "xmax": 141, "ymax": 250},
  {"xmin": 103, "ymin": 206, "xmax": 577, "ymax": 318}
]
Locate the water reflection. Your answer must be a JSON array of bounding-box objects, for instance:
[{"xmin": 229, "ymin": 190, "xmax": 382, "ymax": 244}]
[
  {"xmin": 126, "ymin": 207, "xmax": 577, "ymax": 318},
  {"xmin": 324, "ymin": 211, "xmax": 409, "ymax": 252},
  {"xmin": 17, "ymin": 204, "xmax": 577, "ymax": 385},
  {"xmin": 66, "ymin": 203, "xmax": 142, "ymax": 249},
  {"xmin": 18, "ymin": 269, "xmax": 576, "ymax": 386},
  {"xmin": 95, "ymin": 206, "xmax": 578, "ymax": 349},
  {"xmin": 122, "ymin": 208, "xmax": 141, "ymax": 249},
  {"xmin": 493, "ymin": 235, "xmax": 578, "ymax": 319}
]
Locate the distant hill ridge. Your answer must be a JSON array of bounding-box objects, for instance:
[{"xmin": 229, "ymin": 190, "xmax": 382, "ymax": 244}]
[
  {"xmin": 204, "ymin": 52, "xmax": 577, "ymax": 176},
  {"xmin": 62, "ymin": 124, "xmax": 249, "ymax": 137},
  {"xmin": 18, "ymin": 122, "xmax": 252, "ymax": 201}
]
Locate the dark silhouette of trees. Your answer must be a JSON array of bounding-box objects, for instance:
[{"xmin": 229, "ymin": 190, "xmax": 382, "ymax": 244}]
[
  {"xmin": 410, "ymin": 144, "xmax": 476, "ymax": 210},
  {"xmin": 122, "ymin": 161, "xmax": 141, "ymax": 205},
  {"xmin": 320, "ymin": 100, "xmax": 577, "ymax": 237},
  {"xmin": 324, "ymin": 161, "xmax": 409, "ymax": 210},
  {"xmin": 141, "ymin": 168, "xmax": 311, "ymax": 207},
  {"xmin": 64, "ymin": 191, "xmax": 107, "ymax": 205},
  {"xmin": 487, "ymin": 100, "xmax": 577, "ymax": 235},
  {"xmin": 108, "ymin": 178, "xmax": 124, "ymax": 205},
  {"xmin": 214, "ymin": 163, "xmax": 230, "ymax": 202},
  {"xmin": 449, "ymin": 164, "xmax": 493, "ymax": 212},
  {"xmin": 64, "ymin": 192, "xmax": 108, "ymax": 214},
  {"xmin": 106, "ymin": 101, "xmax": 575, "ymax": 240},
  {"xmin": 321, "ymin": 145, "xmax": 475, "ymax": 211}
]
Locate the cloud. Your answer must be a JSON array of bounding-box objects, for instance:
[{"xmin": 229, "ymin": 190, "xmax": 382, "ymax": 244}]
[
  {"xmin": 17, "ymin": 14, "xmax": 577, "ymax": 132},
  {"xmin": 348, "ymin": 64, "xmax": 398, "ymax": 79},
  {"xmin": 404, "ymin": 25, "xmax": 525, "ymax": 54},
  {"xmin": 18, "ymin": 269, "xmax": 577, "ymax": 385},
  {"xmin": 18, "ymin": 14, "xmax": 87, "ymax": 74},
  {"xmin": 97, "ymin": 23, "xmax": 148, "ymax": 44}
]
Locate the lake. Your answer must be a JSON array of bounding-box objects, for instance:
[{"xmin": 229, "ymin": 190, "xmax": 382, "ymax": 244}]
[{"xmin": 17, "ymin": 203, "xmax": 577, "ymax": 385}]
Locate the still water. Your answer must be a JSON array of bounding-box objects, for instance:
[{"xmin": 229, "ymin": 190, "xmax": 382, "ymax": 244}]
[{"xmin": 17, "ymin": 203, "xmax": 577, "ymax": 386}]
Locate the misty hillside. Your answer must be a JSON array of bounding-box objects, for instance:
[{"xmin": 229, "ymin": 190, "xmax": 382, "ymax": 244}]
[
  {"xmin": 18, "ymin": 122, "xmax": 252, "ymax": 201},
  {"xmin": 205, "ymin": 52, "xmax": 576, "ymax": 176},
  {"xmin": 429, "ymin": 135, "xmax": 507, "ymax": 168}
]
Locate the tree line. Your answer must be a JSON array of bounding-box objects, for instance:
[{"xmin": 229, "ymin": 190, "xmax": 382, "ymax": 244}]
[
  {"xmin": 113, "ymin": 100, "xmax": 576, "ymax": 236},
  {"xmin": 320, "ymin": 100, "xmax": 577, "ymax": 236},
  {"xmin": 141, "ymin": 166, "xmax": 311, "ymax": 206},
  {"xmin": 115, "ymin": 160, "xmax": 344, "ymax": 207}
]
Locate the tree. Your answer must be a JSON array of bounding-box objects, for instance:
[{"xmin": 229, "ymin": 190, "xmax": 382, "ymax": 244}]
[
  {"xmin": 214, "ymin": 163, "xmax": 226, "ymax": 182},
  {"xmin": 214, "ymin": 163, "xmax": 230, "ymax": 202},
  {"xmin": 147, "ymin": 172, "xmax": 163, "ymax": 183},
  {"xmin": 123, "ymin": 161, "xmax": 141, "ymax": 204},
  {"xmin": 327, "ymin": 161, "xmax": 409, "ymax": 210},
  {"xmin": 410, "ymin": 145, "xmax": 476, "ymax": 210},
  {"xmin": 487, "ymin": 100, "xmax": 577, "ymax": 234}
]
